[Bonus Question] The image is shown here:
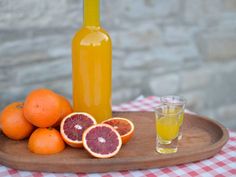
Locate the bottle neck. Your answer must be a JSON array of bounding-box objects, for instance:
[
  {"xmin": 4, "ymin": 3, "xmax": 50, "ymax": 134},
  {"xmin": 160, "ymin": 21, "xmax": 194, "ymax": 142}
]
[{"xmin": 83, "ymin": 0, "xmax": 100, "ymax": 27}]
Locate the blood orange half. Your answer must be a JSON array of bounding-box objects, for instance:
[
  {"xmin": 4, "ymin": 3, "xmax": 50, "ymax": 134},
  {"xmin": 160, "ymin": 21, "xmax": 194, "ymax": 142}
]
[
  {"xmin": 60, "ymin": 112, "xmax": 96, "ymax": 148},
  {"xmin": 82, "ymin": 124, "xmax": 122, "ymax": 158},
  {"xmin": 102, "ymin": 117, "xmax": 134, "ymax": 144}
]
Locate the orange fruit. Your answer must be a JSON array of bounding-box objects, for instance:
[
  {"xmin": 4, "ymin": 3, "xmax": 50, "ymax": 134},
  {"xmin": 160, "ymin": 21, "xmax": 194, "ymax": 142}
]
[
  {"xmin": 60, "ymin": 112, "xmax": 96, "ymax": 148},
  {"xmin": 0, "ymin": 102, "xmax": 34, "ymax": 140},
  {"xmin": 53, "ymin": 95, "xmax": 73, "ymax": 127},
  {"xmin": 28, "ymin": 127, "xmax": 65, "ymax": 155},
  {"xmin": 23, "ymin": 88, "xmax": 61, "ymax": 128},
  {"xmin": 82, "ymin": 124, "xmax": 122, "ymax": 158},
  {"xmin": 102, "ymin": 117, "xmax": 134, "ymax": 144}
]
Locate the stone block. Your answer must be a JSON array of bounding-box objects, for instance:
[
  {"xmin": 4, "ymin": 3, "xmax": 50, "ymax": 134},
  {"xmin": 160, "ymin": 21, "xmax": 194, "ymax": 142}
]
[
  {"xmin": 123, "ymin": 44, "xmax": 201, "ymax": 74},
  {"xmin": 198, "ymin": 31, "xmax": 236, "ymax": 61},
  {"xmin": 179, "ymin": 67, "xmax": 213, "ymax": 91},
  {"xmin": 201, "ymin": 107, "xmax": 236, "ymax": 131},
  {"xmin": 123, "ymin": 50, "xmax": 158, "ymax": 69},
  {"xmin": 0, "ymin": 0, "xmax": 83, "ymax": 28},
  {"xmin": 112, "ymin": 50, "xmax": 127, "ymax": 71},
  {"xmin": 46, "ymin": 78, "xmax": 72, "ymax": 98},
  {"xmin": 112, "ymin": 87, "xmax": 141, "ymax": 104},
  {"xmin": 195, "ymin": 61, "xmax": 236, "ymax": 111},
  {"xmin": 110, "ymin": 22, "xmax": 161, "ymax": 50},
  {"xmin": 224, "ymin": 0, "xmax": 236, "ymax": 11},
  {"xmin": 113, "ymin": 69, "xmax": 147, "ymax": 89},
  {"xmin": 183, "ymin": 0, "xmax": 222, "ymax": 24},
  {"xmin": 204, "ymin": 0, "xmax": 223, "ymax": 16},
  {"xmin": 216, "ymin": 104, "xmax": 236, "ymax": 130},
  {"xmin": 149, "ymin": 74, "xmax": 179, "ymax": 96},
  {"xmin": 180, "ymin": 91, "xmax": 206, "ymax": 113},
  {"xmin": 0, "ymin": 29, "xmax": 71, "ymax": 67},
  {"xmin": 0, "ymin": 68, "xmax": 8, "ymax": 81},
  {"xmin": 12, "ymin": 58, "xmax": 71, "ymax": 85},
  {"xmin": 154, "ymin": 44, "xmax": 199, "ymax": 64},
  {"xmin": 163, "ymin": 25, "xmax": 199, "ymax": 45},
  {"xmin": 103, "ymin": 0, "xmax": 180, "ymax": 22},
  {"xmin": 205, "ymin": 62, "xmax": 236, "ymax": 108},
  {"xmin": 219, "ymin": 14, "xmax": 236, "ymax": 30},
  {"xmin": 0, "ymin": 52, "xmax": 50, "ymax": 67},
  {"xmin": 183, "ymin": 0, "xmax": 205, "ymax": 24}
]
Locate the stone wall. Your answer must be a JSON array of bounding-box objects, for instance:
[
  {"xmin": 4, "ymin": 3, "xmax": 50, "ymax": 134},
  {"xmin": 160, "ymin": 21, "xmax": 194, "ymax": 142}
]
[{"xmin": 1, "ymin": 0, "xmax": 236, "ymax": 130}]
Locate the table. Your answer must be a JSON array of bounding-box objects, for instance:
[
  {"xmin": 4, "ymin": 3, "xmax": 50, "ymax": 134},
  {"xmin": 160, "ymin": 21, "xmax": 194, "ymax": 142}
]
[{"xmin": 0, "ymin": 96, "xmax": 236, "ymax": 177}]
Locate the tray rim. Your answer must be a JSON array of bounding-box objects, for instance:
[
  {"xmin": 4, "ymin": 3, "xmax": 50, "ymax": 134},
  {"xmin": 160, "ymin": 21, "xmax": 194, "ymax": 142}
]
[{"xmin": 0, "ymin": 112, "xmax": 229, "ymax": 172}]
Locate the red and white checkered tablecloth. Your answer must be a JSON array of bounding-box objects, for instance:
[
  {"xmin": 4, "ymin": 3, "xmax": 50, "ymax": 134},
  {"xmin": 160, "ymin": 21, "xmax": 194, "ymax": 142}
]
[{"xmin": 0, "ymin": 96, "xmax": 236, "ymax": 177}]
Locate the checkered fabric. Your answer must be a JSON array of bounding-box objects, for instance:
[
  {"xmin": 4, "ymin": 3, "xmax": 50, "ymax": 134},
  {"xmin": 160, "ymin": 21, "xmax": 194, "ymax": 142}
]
[{"xmin": 1, "ymin": 96, "xmax": 236, "ymax": 177}]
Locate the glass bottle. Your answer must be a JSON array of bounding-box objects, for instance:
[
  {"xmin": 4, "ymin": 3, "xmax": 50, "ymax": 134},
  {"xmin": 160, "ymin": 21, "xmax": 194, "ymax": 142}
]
[{"xmin": 72, "ymin": 0, "xmax": 112, "ymax": 122}]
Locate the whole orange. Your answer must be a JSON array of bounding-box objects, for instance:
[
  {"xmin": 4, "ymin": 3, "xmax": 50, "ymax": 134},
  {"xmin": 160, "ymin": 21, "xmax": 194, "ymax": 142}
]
[
  {"xmin": 0, "ymin": 102, "xmax": 34, "ymax": 140},
  {"xmin": 28, "ymin": 127, "xmax": 65, "ymax": 155},
  {"xmin": 53, "ymin": 95, "xmax": 73, "ymax": 127},
  {"xmin": 23, "ymin": 88, "xmax": 61, "ymax": 128}
]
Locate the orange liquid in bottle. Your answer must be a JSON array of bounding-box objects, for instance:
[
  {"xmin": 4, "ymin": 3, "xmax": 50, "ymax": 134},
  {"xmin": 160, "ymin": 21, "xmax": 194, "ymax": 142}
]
[{"xmin": 72, "ymin": 0, "xmax": 112, "ymax": 122}]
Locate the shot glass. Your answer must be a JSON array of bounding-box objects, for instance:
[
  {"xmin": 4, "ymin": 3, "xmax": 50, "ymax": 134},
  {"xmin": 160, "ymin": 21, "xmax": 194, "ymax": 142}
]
[
  {"xmin": 155, "ymin": 104, "xmax": 183, "ymax": 154},
  {"xmin": 160, "ymin": 96, "xmax": 186, "ymax": 140}
]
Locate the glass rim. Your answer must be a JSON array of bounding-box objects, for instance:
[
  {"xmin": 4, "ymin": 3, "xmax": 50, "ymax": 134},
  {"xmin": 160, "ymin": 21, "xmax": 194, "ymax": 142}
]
[
  {"xmin": 160, "ymin": 95, "xmax": 186, "ymax": 106},
  {"xmin": 154, "ymin": 104, "xmax": 184, "ymax": 116}
]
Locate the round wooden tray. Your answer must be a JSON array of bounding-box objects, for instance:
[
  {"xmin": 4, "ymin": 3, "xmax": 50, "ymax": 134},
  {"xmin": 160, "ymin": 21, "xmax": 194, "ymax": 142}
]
[{"xmin": 0, "ymin": 112, "xmax": 229, "ymax": 173}]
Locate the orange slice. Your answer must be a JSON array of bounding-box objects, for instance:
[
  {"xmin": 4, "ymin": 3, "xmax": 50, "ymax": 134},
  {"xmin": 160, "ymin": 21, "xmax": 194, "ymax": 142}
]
[
  {"xmin": 102, "ymin": 117, "xmax": 134, "ymax": 144},
  {"xmin": 60, "ymin": 112, "xmax": 96, "ymax": 148},
  {"xmin": 82, "ymin": 124, "xmax": 122, "ymax": 158}
]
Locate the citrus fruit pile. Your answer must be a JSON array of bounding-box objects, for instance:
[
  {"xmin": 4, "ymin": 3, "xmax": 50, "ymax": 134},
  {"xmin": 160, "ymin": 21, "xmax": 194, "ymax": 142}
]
[
  {"xmin": 0, "ymin": 88, "xmax": 135, "ymax": 158},
  {"xmin": 0, "ymin": 88, "xmax": 72, "ymax": 155}
]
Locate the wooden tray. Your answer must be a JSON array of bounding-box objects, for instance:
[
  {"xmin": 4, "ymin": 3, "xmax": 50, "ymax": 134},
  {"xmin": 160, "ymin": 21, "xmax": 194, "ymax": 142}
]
[{"xmin": 0, "ymin": 112, "xmax": 229, "ymax": 173}]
